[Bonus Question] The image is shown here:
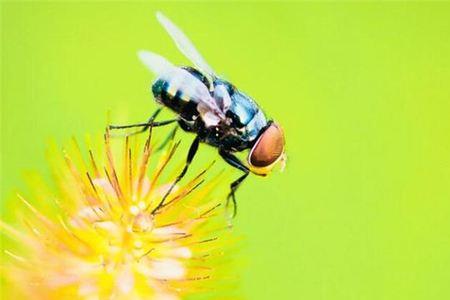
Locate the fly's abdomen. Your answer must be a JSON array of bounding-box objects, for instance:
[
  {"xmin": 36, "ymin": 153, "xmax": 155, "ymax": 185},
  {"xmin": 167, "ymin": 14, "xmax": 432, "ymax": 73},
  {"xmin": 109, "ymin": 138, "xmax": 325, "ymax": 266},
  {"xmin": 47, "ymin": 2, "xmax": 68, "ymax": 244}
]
[{"xmin": 152, "ymin": 78, "xmax": 198, "ymax": 121}]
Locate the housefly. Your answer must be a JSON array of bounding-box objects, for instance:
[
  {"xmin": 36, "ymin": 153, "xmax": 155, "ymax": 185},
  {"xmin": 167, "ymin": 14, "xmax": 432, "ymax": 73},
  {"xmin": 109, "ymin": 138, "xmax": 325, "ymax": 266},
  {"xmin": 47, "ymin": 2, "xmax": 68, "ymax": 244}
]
[{"xmin": 110, "ymin": 12, "xmax": 286, "ymax": 216}]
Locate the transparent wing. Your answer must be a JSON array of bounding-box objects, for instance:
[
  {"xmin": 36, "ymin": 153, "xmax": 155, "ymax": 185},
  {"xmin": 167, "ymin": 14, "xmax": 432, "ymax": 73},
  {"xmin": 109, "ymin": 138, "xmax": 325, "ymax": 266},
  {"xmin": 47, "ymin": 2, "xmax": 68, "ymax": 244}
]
[
  {"xmin": 156, "ymin": 11, "xmax": 216, "ymax": 78},
  {"xmin": 138, "ymin": 50, "xmax": 224, "ymax": 125},
  {"xmin": 213, "ymin": 83, "xmax": 232, "ymax": 112},
  {"xmin": 138, "ymin": 50, "xmax": 175, "ymax": 76}
]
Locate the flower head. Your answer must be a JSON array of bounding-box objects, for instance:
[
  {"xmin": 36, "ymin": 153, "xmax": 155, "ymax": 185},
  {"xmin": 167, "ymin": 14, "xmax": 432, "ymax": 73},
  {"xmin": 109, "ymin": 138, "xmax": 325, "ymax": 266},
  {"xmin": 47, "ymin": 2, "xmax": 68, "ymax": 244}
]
[{"xmin": 1, "ymin": 129, "xmax": 234, "ymax": 299}]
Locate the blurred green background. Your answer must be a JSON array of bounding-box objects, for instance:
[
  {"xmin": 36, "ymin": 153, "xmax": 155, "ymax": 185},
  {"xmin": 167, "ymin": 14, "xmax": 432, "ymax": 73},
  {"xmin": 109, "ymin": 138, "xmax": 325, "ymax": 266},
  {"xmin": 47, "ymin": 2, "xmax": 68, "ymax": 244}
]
[{"xmin": 2, "ymin": 1, "xmax": 450, "ymax": 299}]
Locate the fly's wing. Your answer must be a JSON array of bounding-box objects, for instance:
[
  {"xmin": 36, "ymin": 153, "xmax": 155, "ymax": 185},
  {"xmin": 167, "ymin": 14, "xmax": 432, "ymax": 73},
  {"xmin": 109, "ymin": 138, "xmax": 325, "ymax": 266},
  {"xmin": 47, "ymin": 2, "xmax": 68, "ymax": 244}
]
[
  {"xmin": 156, "ymin": 12, "xmax": 235, "ymax": 116},
  {"xmin": 213, "ymin": 84, "xmax": 232, "ymax": 112},
  {"xmin": 138, "ymin": 50, "xmax": 174, "ymax": 75},
  {"xmin": 138, "ymin": 50, "xmax": 225, "ymax": 125},
  {"xmin": 156, "ymin": 12, "xmax": 216, "ymax": 79}
]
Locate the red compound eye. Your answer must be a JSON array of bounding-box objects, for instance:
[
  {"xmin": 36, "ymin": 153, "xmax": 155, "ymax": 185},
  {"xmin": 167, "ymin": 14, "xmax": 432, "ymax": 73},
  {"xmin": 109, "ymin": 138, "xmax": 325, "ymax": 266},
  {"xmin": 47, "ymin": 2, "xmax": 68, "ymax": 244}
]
[{"xmin": 249, "ymin": 123, "xmax": 285, "ymax": 168}]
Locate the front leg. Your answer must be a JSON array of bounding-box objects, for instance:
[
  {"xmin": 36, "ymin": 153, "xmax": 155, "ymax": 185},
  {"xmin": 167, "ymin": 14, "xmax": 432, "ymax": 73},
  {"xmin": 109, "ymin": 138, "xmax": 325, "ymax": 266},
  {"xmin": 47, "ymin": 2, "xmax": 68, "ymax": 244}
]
[{"xmin": 219, "ymin": 149, "xmax": 250, "ymax": 217}]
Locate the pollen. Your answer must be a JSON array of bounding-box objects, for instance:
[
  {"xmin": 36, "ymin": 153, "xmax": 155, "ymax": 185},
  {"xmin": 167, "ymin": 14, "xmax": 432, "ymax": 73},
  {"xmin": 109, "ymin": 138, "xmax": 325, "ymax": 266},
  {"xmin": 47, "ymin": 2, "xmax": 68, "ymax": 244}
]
[{"xmin": 0, "ymin": 128, "xmax": 234, "ymax": 299}]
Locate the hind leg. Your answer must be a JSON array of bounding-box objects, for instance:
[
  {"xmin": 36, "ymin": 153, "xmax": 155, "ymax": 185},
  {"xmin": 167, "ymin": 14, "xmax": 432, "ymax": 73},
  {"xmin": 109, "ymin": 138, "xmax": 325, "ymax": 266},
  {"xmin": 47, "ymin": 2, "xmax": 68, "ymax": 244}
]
[{"xmin": 109, "ymin": 108, "xmax": 177, "ymax": 135}]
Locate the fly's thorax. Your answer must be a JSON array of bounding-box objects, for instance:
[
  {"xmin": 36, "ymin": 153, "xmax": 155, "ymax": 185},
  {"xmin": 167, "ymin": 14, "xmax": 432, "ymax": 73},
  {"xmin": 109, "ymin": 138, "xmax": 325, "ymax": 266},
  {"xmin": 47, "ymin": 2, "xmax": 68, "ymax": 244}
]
[
  {"xmin": 226, "ymin": 98, "xmax": 268, "ymax": 146},
  {"xmin": 200, "ymin": 124, "xmax": 251, "ymax": 152},
  {"xmin": 224, "ymin": 88, "xmax": 261, "ymax": 127},
  {"xmin": 199, "ymin": 78, "xmax": 270, "ymax": 150}
]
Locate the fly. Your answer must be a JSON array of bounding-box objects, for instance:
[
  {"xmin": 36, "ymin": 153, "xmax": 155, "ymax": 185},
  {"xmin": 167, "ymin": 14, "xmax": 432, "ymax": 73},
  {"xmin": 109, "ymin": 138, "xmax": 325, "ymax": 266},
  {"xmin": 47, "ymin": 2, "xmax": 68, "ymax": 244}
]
[{"xmin": 110, "ymin": 12, "xmax": 286, "ymax": 216}]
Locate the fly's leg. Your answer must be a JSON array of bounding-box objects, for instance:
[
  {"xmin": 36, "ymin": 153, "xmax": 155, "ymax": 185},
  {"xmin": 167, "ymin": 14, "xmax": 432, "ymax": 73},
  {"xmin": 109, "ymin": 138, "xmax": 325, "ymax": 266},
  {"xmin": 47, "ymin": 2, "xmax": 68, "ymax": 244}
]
[
  {"xmin": 109, "ymin": 119, "xmax": 178, "ymax": 136},
  {"xmin": 151, "ymin": 136, "xmax": 201, "ymax": 214},
  {"xmin": 227, "ymin": 173, "xmax": 249, "ymax": 217},
  {"xmin": 109, "ymin": 107, "xmax": 162, "ymax": 130},
  {"xmin": 109, "ymin": 108, "xmax": 177, "ymax": 135},
  {"xmin": 219, "ymin": 149, "xmax": 250, "ymax": 217},
  {"xmin": 132, "ymin": 107, "xmax": 163, "ymax": 134},
  {"xmin": 156, "ymin": 125, "xmax": 179, "ymax": 152},
  {"xmin": 109, "ymin": 119, "xmax": 178, "ymax": 130}
]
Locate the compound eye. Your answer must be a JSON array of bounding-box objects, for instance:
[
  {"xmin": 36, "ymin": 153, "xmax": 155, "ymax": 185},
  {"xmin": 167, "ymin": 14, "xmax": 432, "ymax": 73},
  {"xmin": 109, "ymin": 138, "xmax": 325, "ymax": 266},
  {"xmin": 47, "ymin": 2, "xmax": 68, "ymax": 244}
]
[{"xmin": 249, "ymin": 123, "xmax": 285, "ymax": 168}]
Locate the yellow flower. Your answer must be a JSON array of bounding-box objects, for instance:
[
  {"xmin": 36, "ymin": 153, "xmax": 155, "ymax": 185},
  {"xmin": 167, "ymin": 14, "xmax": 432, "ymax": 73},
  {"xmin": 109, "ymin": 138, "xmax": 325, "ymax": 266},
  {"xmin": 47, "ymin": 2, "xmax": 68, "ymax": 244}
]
[{"xmin": 1, "ymin": 129, "xmax": 234, "ymax": 299}]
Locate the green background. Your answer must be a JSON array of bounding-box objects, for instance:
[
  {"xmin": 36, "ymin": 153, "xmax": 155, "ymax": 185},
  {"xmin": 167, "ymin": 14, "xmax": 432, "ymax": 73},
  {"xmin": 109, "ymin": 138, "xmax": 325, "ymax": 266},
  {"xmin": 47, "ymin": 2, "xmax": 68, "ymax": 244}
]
[{"xmin": 2, "ymin": 1, "xmax": 450, "ymax": 299}]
